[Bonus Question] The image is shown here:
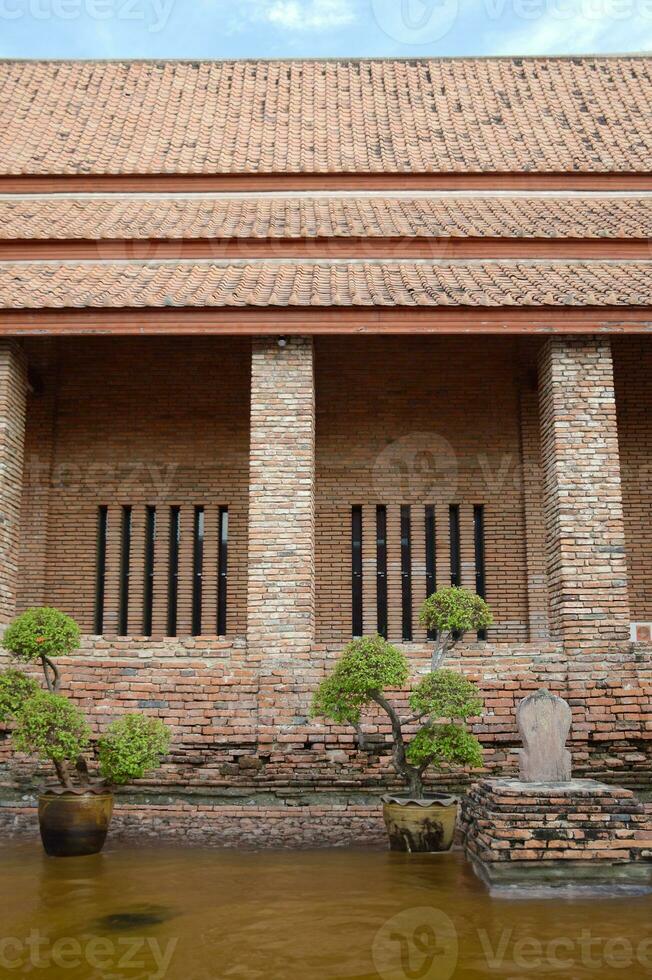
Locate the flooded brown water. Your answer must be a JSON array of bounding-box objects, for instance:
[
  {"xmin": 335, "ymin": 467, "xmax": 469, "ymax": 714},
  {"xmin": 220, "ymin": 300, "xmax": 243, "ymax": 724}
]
[{"xmin": 0, "ymin": 841, "xmax": 651, "ymax": 979}]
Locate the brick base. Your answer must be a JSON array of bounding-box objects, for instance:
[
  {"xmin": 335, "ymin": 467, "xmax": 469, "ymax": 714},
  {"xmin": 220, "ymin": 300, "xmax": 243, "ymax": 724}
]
[
  {"xmin": 0, "ymin": 799, "xmax": 387, "ymax": 849},
  {"xmin": 461, "ymin": 778, "xmax": 652, "ymax": 888}
]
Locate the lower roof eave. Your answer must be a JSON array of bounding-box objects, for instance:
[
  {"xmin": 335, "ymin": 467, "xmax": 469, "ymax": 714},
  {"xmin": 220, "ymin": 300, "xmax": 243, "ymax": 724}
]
[{"xmin": 1, "ymin": 305, "xmax": 652, "ymax": 336}]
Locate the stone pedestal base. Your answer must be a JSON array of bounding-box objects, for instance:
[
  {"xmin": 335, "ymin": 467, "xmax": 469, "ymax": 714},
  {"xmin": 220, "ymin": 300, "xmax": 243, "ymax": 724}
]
[{"xmin": 461, "ymin": 778, "xmax": 652, "ymax": 893}]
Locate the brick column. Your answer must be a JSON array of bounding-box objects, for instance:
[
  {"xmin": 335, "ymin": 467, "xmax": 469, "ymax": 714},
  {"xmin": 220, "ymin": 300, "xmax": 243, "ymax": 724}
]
[
  {"xmin": 519, "ymin": 387, "xmax": 550, "ymax": 641},
  {"xmin": 0, "ymin": 341, "xmax": 27, "ymax": 626},
  {"xmin": 538, "ymin": 337, "xmax": 630, "ymax": 648},
  {"xmin": 247, "ymin": 337, "xmax": 315, "ymax": 660}
]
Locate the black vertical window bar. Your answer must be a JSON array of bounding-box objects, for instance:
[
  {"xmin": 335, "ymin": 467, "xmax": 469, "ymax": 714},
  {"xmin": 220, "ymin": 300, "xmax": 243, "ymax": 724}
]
[
  {"xmin": 449, "ymin": 504, "xmax": 461, "ymax": 586},
  {"xmin": 167, "ymin": 506, "xmax": 181, "ymax": 637},
  {"xmin": 400, "ymin": 505, "xmax": 413, "ymax": 641},
  {"xmin": 94, "ymin": 505, "xmax": 108, "ymax": 635},
  {"xmin": 352, "ymin": 505, "xmax": 363, "ymax": 637},
  {"xmin": 191, "ymin": 506, "xmax": 205, "ymax": 636},
  {"xmin": 474, "ymin": 504, "xmax": 487, "ymax": 640},
  {"xmin": 217, "ymin": 507, "xmax": 229, "ymax": 636},
  {"xmin": 143, "ymin": 506, "xmax": 156, "ymax": 637},
  {"xmin": 376, "ymin": 505, "xmax": 388, "ymax": 639},
  {"xmin": 118, "ymin": 505, "xmax": 132, "ymax": 637},
  {"xmin": 424, "ymin": 504, "xmax": 437, "ymax": 641}
]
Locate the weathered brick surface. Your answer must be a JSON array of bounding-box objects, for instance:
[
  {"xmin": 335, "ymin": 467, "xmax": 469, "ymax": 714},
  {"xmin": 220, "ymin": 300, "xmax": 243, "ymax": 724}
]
[
  {"xmin": 248, "ymin": 336, "xmax": 315, "ymax": 659},
  {"xmin": 461, "ymin": 778, "xmax": 652, "ymax": 867},
  {"xmin": 1, "ymin": 637, "xmax": 650, "ymax": 796},
  {"xmin": 614, "ymin": 336, "xmax": 652, "ymax": 624},
  {"xmin": 316, "ymin": 336, "xmax": 537, "ymax": 644},
  {"xmin": 18, "ymin": 337, "xmax": 250, "ymax": 634},
  {"xmin": 0, "ymin": 800, "xmax": 387, "ymax": 848},
  {"xmin": 539, "ymin": 337, "xmax": 630, "ymax": 647},
  {"xmin": 0, "ymin": 340, "xmax": 26, "ymax": 624}
]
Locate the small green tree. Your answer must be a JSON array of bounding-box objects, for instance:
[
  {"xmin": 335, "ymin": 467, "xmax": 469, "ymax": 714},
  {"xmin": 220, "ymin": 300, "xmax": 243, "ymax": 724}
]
[
  {"xmin": 3, "ymin": 607, "xmax": 80, "ymax": 694},
  {"xmin": 2, "ymin": 607, "xmax": 171, "ymax": 793},
  {"xmin": 312, "ymin": 635, "xmax": 484, "ymax": 798},
  {"xmin": 98, "ymin": 715, "xmax": 171, "ymax": 786},
  {"xmin": 13, "ymin": 691, "xmax": 91, "ymax": 791},
  {"xmin": 420, "ymin": 587, "xmax": 493, "ymax": 670}
]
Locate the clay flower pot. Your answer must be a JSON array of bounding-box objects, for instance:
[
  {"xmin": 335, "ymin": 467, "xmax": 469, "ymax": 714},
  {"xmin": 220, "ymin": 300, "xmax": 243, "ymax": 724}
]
[
  {"xmin": 38, "ymin": 789, "xmax": 114, "ymax": 857},
  {"xmin": 382, "ymin": 795, "xmax": 458, "ymax": 853}
]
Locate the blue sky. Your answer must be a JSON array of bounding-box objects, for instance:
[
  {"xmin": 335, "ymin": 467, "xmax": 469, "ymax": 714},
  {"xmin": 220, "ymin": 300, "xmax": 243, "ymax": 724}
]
[{"xmin": 0, "ymin": 0, "xmax": 650, "ymax": 59}]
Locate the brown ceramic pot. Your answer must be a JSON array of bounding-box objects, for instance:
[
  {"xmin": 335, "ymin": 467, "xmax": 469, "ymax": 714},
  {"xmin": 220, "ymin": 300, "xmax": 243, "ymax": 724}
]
[
  {"xmin": 38, "ymin": 791, "xmax": 114, "ymax": 857},
  {"xmin": 382, "ymin": 795, "xmax": 458, "ymax": 853}
]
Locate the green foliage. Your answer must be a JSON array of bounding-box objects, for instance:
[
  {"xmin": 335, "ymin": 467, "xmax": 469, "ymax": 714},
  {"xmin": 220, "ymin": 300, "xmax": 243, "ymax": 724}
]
[
  {"xmin": 3, "ymin": 607, "xmax": 81, "ymax": 664},
  {"xmin": 0, "ymin": 669, "xmax": 40, "ymax": 724},
  {"xmin": 98, "ymin": 714, "xmax": 171, "ymax": 786},
  {"xmin": 312, "ymin": 636, "xmax": 486, "ymax": 793},
  {"xmin": 419, "ymin": 587, "xmax": 493, "ymax": 637},
  {"xmin": 410, "ymin": 669, "xmax": 483, "ymax": 721},
  {"xmin": 13, "ymin": 691, "xmax": 90, "ymax": 763},
  {"xmin": 311, "ymin": 636, "xmax": 408, "ymax": 726},
  {"xmin": 406, "ymin": 723, "xmax": 484, "ymax": 770}
]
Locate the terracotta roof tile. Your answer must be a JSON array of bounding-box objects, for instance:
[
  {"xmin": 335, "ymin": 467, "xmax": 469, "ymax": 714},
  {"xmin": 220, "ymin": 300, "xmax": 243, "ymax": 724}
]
[
  {"xmin": 3, "ymin": 195, "xmax": 652, "ymax": 240},
  {"xmin": 0, "ymin": 58, "xmax": 650, "ymax": 175},
  {"xmin": 1, "ymin": 260, "xmax": 650, "ymax": 308}
]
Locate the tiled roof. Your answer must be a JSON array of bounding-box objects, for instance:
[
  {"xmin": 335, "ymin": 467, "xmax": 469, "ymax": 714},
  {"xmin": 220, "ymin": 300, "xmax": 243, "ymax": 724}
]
[
  {"xmin": 1, "ymin": 260, "xmax": 650, "ymax": 308},
  {"xmin": 3, "ymin": 195, "xmax": 652, "ymax": 240},
  {"xmin": 0, "ymin": 58, "xmax": 650, "ymax": 176}
]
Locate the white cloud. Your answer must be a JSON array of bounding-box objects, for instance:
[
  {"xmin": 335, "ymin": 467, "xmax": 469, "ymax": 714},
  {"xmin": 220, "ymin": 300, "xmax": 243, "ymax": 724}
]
[
  {"xmin": 483, "ymin": 0, "xmax": 652, "ymax": 54},
  {"xmin": 218, "ymin": 0, "xmax": 357, "ymax": 33}
]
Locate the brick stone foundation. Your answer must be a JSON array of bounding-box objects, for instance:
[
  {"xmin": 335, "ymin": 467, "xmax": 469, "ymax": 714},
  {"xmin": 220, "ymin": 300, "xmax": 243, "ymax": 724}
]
[
  {"xmin": 0, "ymin": 799, "xmax": 387, "ymax": 849},
  {"xmin": 461, "ymin": 778, "xmax": 652, "ymax": 888}
]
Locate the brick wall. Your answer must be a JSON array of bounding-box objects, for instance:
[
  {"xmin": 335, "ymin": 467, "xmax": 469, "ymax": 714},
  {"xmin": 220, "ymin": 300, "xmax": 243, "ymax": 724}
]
[
  {"xmin": 248, "ymin": 337, "xmax": 315, "ymax": 659},
  {"xmin": 315, "ymin": 336, "xmax": 539, "ymax": 644},
  {"xmin": 538, "ymin": 337, "xmax": 630, "ymax": 647},
  {"xmin": 0, "ymin": 341, "xmax": 27, "ymax": 624},
  {"xmin": 18, "ymin": 337, "xmax": 251, "ymax": 636},
  {"xmin": 18, "ymin": 335, "xmax": 552, "ymax": 645},
  {"xmin": 614, "ymin": 337, "xmax": 652, "ymax": 625},
  {"xmin": 2, "ymin": 334, "xmax": 651, "ymax": 816},
  {"xmin": 2, "ymin": 636, "xmax": 650, "ymax": 802}
]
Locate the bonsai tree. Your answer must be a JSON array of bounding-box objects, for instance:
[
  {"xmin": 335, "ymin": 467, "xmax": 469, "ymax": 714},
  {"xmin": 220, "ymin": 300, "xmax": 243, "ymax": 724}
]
[
  {"xmin": 311, "ymin": 635, "xmax": 484, "ymax": 798},
  {"xmin": 3, "ymin": 606, "xmax": 80, "ymax": 694},
  {"xmin": 1, "ymin": 607, "xmax": 170, "ymax": 792},
  {"xmin": 420, "ymin": 587, "xmax": 493, "ymax": 670}
]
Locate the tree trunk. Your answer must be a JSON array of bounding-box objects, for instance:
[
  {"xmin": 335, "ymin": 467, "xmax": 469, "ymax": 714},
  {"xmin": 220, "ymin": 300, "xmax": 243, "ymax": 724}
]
[
  {"xmin": 407, "ymin": 769, "xmax": 424, "ymax": 798},
  {"xmin": 53, "ymin": 760, "xmax": 74, "ymax": 791}
]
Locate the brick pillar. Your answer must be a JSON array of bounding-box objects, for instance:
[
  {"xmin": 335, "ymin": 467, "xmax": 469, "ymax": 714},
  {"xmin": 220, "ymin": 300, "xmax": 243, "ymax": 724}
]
[
  {"xmin": 0, "ymin": 341, "xmax": 27, "ymax": 626},
  {"xmin": 538, "ymin": 337, "xmax": 630, "ymax": 648},
  {"xmin": 247, "ymin": 337, "xmax": 315, "ymax": 660},
  {"xmin": 519, "ymin": 387, "xmax": 550, "ymax": 641}
]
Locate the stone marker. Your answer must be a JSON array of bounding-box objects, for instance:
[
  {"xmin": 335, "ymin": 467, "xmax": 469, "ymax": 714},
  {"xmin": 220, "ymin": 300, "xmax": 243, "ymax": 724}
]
[{"xmin": 517, "ymin": 688, "xmax": 572, "ymax": 782}]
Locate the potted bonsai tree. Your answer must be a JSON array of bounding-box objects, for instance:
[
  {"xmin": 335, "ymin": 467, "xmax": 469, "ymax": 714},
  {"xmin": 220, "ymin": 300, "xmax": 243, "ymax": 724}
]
[
  {"xmin": 0, "ymin": 607, "xmax": 170, "ymax": 857},
  {"xmin": 312, "ymin": 588, "xmax": 492, "ymax": 853}
]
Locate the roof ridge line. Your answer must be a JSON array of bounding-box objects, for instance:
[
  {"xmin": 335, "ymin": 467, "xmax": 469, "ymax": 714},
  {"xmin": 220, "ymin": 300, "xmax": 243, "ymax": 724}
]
[{"xmin": 0, "ymin": 55, "xmax": 651, "ymax": 65}]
